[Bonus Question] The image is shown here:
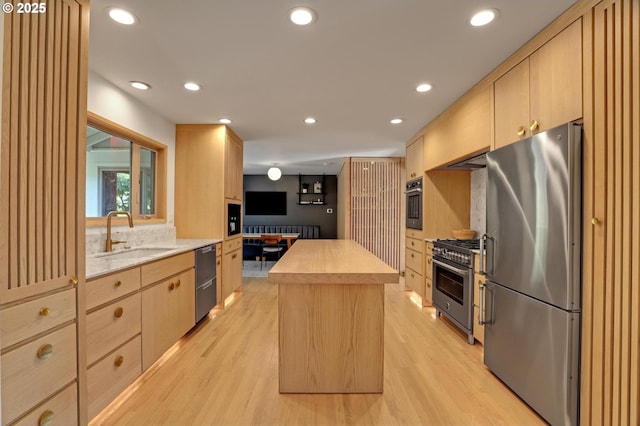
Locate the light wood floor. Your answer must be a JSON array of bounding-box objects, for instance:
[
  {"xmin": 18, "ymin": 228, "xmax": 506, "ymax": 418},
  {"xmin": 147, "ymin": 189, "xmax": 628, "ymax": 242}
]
[{"xmin": 92, "ymin": 278, "xmax": 545, "ymax": 425}]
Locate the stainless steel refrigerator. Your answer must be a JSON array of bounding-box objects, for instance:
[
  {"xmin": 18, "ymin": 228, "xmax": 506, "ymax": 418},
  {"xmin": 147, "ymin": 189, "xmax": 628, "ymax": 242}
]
[{"xmin": 481, "ymin": 122, "xmax": 582, "ymax": 426}]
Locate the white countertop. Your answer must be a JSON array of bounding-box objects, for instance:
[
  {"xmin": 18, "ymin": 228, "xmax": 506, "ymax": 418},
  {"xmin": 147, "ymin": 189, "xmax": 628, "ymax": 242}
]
[{"xmin": 86, "ymin": 239, "xmax": 221, "ymax": 279}]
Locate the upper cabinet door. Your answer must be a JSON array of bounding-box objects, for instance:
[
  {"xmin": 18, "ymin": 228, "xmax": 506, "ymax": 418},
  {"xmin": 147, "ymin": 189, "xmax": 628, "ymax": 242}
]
[
  {"xmin": 0, "ymin": 0, "xmax": 89, "ymax": 303},
  {"xmin": 406, "ymin": 136, "xmax": 424, "ymax": 181},
  {"xmin": 530, "ymin": 18, "xmax": 583, "ymax": 132},
  {"xmin": 494, "ymin": 59, "xmax": 531, "ymax": 149},
  {"xmin": 224, "ymin": 132, "xmax": 243, "ymax": 201}
]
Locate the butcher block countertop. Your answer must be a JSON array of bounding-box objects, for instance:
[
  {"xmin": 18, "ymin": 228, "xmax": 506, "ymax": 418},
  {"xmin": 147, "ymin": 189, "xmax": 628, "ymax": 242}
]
[{"xmin": 268, "ymin": 239, "xmax": 399, "ymax": 285}]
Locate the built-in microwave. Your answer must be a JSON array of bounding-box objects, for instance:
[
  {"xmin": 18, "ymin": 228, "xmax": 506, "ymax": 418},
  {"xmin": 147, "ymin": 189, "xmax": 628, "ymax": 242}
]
[
  {"xmin": 405, "ymin": 178, "xmax": 423, "ymax": 230},
  {"xmin": 227, "ymin": 203, "xmax": 241, "ymax": 236}
]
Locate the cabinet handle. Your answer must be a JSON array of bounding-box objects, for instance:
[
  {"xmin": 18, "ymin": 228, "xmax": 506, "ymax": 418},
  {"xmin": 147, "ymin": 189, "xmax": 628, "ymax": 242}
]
[
  {"xmin": 114, "ymin": 280, "xmax": 122, "ymax": 288},
  {"xmin": 516, "ymin": 126, "xmax": 526, "ymax": 136},
  {"xmin": 38, "ymin": 410, "xmax": 55, "ymax": 426},
  {"xmin": 232, "ymin": 253, "xmax": 237, "ymax": 259},
  {"xmin": 39, "ymin": 307, "xmax": 50, "ymax": 317},
  {"xmin": 427, "ymin": 281, "xmax": 431, "ymax": 288},
  {"xmin": 591, "ymin": 217, "xmax": 601, "ymax": 226},
  {"xmin": 217, "ymin": 260, "xmax": 221, "ymax": 265},
  {"xmin": 411, "ymin": 241, "xmax": 414, "ymax": 246},
  {"xmin": 529, "ymin": 119, "xmax": 539, "ymax": 132},
  {"xmin": 427, "ymin": 259, "xmax": 431, "ymax": 264},
  {"xmin": 114, "ymin": 307, "xmax": 124, "ymax": 318},
  {"xmin": 37, "ymin": 343, "xmax": 53, "ymax": 360},
  {"xmin": 411, "ymin": 253, "xmax": 414, "ymax": 258},
  {"xmin": 114, "ymin": 355, "xmax": 124, "ymax": 367},
  {"xmin": 176, "ymin": 279, "xmax": 181, "ymax": 288},
  {"xmin": 70, "ymin": 276, "xmax": 79, "ymax": 285},
  {"xmin": 169, "ymin": 282, "xmax": 175, "ymax": 291}
]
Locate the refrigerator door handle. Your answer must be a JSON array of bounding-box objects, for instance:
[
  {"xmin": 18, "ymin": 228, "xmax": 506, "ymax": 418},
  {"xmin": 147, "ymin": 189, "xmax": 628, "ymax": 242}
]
[
  {"xmin": 478, "ymin": 283, "xmax": 486, "ymax": 325},
  {"xmin": 479, "ymin": 234, "xmax": 486, "ymax": 274}
]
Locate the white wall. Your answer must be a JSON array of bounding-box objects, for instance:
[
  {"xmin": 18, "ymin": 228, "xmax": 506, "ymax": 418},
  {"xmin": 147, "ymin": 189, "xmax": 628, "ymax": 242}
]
[{"xmin": 87, "ymin": 71, "xmax": 176, "ymax": 223}]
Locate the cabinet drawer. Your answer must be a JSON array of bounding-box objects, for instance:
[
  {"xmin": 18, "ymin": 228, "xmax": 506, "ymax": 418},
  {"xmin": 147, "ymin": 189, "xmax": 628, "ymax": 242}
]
[
  {"xmin": 405, "ymin": 247, "xmax": 423, "ymax": 274},
  {"xmin": 425, "ymin": 242, "xmax": 433, "ymax": 256},
  {"xmin": 1, "ymin": 324, "xmax": 77, "ymax": 424},
  {"xmin": 1, "ymin": 289, "xmax": 76, "ymax": 349},
  {"xmin": 406, "ymin": 228, "xmax": 423, "ymax": 239},
  {"xmin": 87, "ymin": 267, "xmax": 141, "ymax": 310},
  {"xmin": 87, "ymin": 335, "xmax": 142, "ymax": 420},
  {"xmin": 223, "ymin": 237, "xmax": 242, "ymax": 253},
  {"xmin": 405, "ymin": 268, "xmax": 424, "ymax": 298},
  {"xmin": 405, "ymin": 237, "xmax": 424, "ymax": 253},
  {"xmin": 425, "ymin": 255, "xmax": 433, "ymax": 280},
  {"xmin": 141, "ymin": 251, "xmax": 194, "ymax": 286},
  {"xmin": 13, "ymin": 383, "xmax": 78, "ymax": 426},
  {"xmin": 86, "ymin": 293, "xmax": 142, "ymax": 366},
  {"xmin": 424, "ymin": 277, "xmax": 433, "ymax": 306}
]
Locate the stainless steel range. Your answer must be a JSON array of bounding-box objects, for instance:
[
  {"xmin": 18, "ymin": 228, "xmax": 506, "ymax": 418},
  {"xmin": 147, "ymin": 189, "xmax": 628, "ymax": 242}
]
[{"xmin": 432, "ymin": 239, "xmax": 479, "ymax": 344}]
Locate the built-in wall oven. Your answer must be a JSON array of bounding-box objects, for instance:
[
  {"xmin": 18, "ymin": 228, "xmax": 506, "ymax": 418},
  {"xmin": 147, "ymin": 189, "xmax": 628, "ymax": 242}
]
[
  {"xmin": 432, "ymin": 239, "xmax": 478, "ymax": 344},
  {"xmin": 405, "ymin": 178, "xmax": 423, "ymax": 230}
]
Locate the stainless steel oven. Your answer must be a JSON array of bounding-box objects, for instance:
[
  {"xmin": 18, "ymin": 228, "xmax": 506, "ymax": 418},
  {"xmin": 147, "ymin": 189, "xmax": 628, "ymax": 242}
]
[
  {"xmin": 432, "ymin": 239, "xmax": 477, "ymax": 344},
  {"xmin": 405, "ymin": 178, "xmax": 422, "ymax": 230}
]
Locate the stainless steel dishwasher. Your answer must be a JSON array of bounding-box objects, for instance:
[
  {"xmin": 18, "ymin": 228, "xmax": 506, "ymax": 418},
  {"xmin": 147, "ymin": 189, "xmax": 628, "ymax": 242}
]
[{"xmin": 195, "ymin": 244, "xmax": 217, "ymax": 322}]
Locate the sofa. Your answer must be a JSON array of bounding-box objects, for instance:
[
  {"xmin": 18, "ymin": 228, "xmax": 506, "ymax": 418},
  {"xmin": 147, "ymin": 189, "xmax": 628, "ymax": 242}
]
[{"xmin": 242, "ymin": 225, "xmax": 321, "ymax": 259}]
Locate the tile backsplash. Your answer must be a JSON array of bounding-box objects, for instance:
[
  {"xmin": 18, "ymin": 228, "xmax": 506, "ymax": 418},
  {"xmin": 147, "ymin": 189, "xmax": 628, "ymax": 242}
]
[
  {"xmin": 470, "ymin": 168, "xmax": 486, "ymax": 235},
  {"xmin": 86, "ymin": 223, "xmax": 176, "ymax": 255}
]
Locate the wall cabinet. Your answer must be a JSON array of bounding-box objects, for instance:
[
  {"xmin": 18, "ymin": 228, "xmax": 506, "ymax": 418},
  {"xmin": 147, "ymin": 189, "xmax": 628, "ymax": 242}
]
[
  {"xmin": 141, "ymin": 254, "xmax": 195, "ymax": 370},
  {"xmin": 224, "ymin": 132, "xmax": 244, "ymax": 201},
  {"xmin": 406, "ymin": 136, "xmax": 424, "ymax": 181},
  {"xmin": 494, "ymin": 19, "xmax": 582, "ymax": 149}
]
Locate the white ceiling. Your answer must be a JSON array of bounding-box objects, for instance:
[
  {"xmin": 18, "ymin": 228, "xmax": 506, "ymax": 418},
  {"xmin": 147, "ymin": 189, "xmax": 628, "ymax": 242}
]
[{"xmin": 88, "ymin": 0, "xmax": 576, "ymax": 175}]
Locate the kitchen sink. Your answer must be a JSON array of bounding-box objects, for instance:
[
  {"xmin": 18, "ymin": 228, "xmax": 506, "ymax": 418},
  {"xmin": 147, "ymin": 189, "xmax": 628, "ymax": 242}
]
[{"xmin": 96, "ymin": 247, "xmax": 174, "ymax": 260}]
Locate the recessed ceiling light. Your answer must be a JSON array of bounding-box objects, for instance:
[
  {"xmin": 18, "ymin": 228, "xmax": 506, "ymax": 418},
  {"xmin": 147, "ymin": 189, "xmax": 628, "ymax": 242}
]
[
  {"xmin": 470, "ymin": 9, "xmax": 498, "ymax": 27},
  {"xmin": 304, "ymin": 117, "xmax": 316, "ymax": 124},
  {"xmin": 129, "ymin": 81, "xmax": 151, "ymax": 90},
  {"xmin": 107, "ymin": 7, "xmax": 137, "ymax": 25},
  {"xmin": 289, "ymin": 7, "xmax": 316, "ymax": 26},
  {"xmin": 184, "ymin": 82, "xmax": 201, "ymax": 91},
  {"xmin": 416, "ymin": 83, "xmax": 432, "ymax": 93},
  {"xmin": 390, "ymin": 118, "xmax": 404, "ymax": 124},
  {"xmin": 219, "ymin": 118, "xmax": 232, "ymax": 124}
]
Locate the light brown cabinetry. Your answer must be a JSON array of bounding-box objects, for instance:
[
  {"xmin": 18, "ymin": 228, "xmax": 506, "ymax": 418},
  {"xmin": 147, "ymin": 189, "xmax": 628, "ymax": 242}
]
[
  {"xmin": 86, "ymin": 267, "xmax": 142, "ymax": 419},
  {"xmin": 406, "ymin": 136, "xmax": 424, "ymax": 181},
  {"xmin": 0, "ymin": 2, "xmax": 89, "ymax": 422},
  {"xmin": 472, "ymin": 254, "xmax": 485, "ymax": 344},
  {"xmin": 405, "ymin": 237, "xmax": 424, "ymax": 298},
  {"xmin": 215, "ymin": 242, "xmax": 222, "ymax": 306},
  {"xmin": 424, "ymin": 242, "xmax": 433, "ymax": 306},
  {"xmin": 423, "ymin": 171, "xmax": 471, "ymax": 238},
  {"xmin": 222, "ymin": 241, "xmax": 243, "ymax": 303},
  {"xmin": 141, "ymin": 253, "xmax": 195, "ymax": 370},
  {"xmin": 422, "ymin": 85, "xmax": 491, "ymax": 171},
  {"xmin": 224, "ymin": 132, "xmax": 244, "ymax": 201},
  {"xmin": 494, "ymin": 19, "xmax": 582, "ymax": 149}
]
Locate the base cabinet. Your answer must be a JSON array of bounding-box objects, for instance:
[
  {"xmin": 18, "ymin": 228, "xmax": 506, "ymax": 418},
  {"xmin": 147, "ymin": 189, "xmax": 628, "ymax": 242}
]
[
  {"xmin": 141, "ymin": 268, "xmax": 195, "ymax": 370},
  {"xmin": 424, "ymin": 242, "xmax": 433, "ymax": 306},
  {"xmin": 222, "ymin": 240, "xmax": 242, "ymax": 303},
  {"xmin": 473, "ymin": 254, "xmax": 485, "ymax": 344}
]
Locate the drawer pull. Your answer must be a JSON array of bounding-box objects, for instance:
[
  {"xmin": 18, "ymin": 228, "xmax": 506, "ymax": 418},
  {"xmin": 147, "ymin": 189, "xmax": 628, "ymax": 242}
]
[
  {"xmin": 37, "ymin": 343, "xmax": 53, "ymax": 360},
  {"xmin": 232, "ymin": 253, "xmax": 237, "ymax": 259},
  {"xmin": 114, "ymin": 355, "xmax": 124, "ymax": 367},
  {"xmin": 176, "ymin": 279, "xmax": 181, "ymax": 288},
  {"xmin": 38, "ymin": 410, "xmax": 55, "ymax": 426},
  {"xmin": 169, "ymin": 282, "xmax": 175, "ymax": 291},
  {"xmin": 39, "ymin": 307, "xmax": 50, "ymax": 317},
  {"xmin": 114, "ymin": 307, "xmax": 124, "ymax": 318},
  {"xmin": 70, "ymin": 276, "xmax": 79, "ymax": 285},
  {"xmin": 114, "ymin": 280, "xmax": 122, "ymax": 288},
  {"xmin": 427, "ymin": 259, "xmax": 431, "ymax": 264},
  {"xmin": 529, "ymin": 119, "xmax": 539, "ymax": 132},
  {"xmin": 516, "ymin": 126, "xmax": 526, "ymax": 137}
]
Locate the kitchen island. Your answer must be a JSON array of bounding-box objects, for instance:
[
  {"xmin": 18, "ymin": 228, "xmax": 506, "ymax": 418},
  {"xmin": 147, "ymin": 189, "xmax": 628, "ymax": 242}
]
[{"xmin": 268, "ymin": 239, "xmax": 399, "ymax": 393}]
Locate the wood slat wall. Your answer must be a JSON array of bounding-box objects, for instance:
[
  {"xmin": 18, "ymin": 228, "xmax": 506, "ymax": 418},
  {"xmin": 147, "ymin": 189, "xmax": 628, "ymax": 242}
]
[
  {"xmin": 0, "ymin": 0, "xmax": 88, "ymax": 304},
  {"xmin": 348, "ymin": 158, "xmax": 402, "ymax": 270},
  {"xmin": 582, "ymin": 1, "xmax": 640, "ymax": 424}
]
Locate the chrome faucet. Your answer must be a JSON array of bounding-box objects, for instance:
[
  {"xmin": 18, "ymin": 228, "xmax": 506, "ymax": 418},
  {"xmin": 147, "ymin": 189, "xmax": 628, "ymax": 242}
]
[{"xmin": 105, "ymin": 211, "xmax": 134, "ymax": 252}]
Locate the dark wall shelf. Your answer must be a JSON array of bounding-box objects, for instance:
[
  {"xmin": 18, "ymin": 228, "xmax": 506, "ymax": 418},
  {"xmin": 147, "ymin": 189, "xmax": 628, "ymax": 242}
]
[{"xmin": 297, "ymin": 174, "xmax": 327, "ymax": 205}]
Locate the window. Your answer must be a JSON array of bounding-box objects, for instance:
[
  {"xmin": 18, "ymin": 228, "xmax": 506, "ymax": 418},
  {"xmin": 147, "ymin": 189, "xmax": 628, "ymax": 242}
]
[{"xmin": 86, "ymin": 113, "xmax": 167, "ymax": 226}]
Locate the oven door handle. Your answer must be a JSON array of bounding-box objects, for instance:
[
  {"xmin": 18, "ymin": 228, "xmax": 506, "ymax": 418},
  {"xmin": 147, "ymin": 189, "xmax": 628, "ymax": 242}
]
[
  {"xmin": 404, "ymin": 188, "xmax": 422, "ymax": 194},
  {"xmin": 431, "ymin": 259, "xmax": 467, "ymax": 275}
]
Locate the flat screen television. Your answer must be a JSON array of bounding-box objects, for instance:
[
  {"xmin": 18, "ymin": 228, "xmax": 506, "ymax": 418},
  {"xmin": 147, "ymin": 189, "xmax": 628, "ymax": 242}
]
[{"xmin": 245, "ymin": 191, "xmax": 287, "ymax": 215}]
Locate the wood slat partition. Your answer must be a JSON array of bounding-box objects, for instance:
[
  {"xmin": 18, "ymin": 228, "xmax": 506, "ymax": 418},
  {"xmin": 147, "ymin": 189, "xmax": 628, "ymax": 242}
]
[
  {"xmin": 348, "ymin": 158, "xmax": 402, "ymax": 270},
  {"xmin": 0, "ymin": 0, "xmax": 88, "ymax": 304},
  {"xmin": 582, "ymin": 1, "xmax": 640, "ymax": 424}
]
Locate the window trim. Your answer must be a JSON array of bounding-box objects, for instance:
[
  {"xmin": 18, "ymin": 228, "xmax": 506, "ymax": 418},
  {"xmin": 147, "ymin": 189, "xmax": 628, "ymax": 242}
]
[{"xmin": 86, "ymin": 112, "xmax": 167, "ymax": 227}]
